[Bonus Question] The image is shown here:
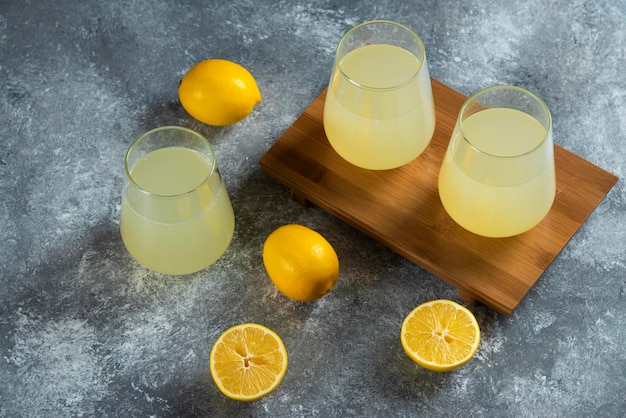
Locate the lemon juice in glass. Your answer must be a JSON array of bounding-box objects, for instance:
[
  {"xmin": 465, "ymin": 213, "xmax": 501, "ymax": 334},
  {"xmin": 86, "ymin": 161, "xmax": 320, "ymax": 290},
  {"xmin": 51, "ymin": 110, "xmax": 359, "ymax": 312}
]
[
  {"xmin": 120, "ymin": 126, "xmax": 235, "ymax": 275},
  {"xmin": 438, "ymin": 86, "xmax": 555, "ymax": 238},
  {"xmin": 323, "ymin": 20, "xmax": 436, "ymax": 170}
]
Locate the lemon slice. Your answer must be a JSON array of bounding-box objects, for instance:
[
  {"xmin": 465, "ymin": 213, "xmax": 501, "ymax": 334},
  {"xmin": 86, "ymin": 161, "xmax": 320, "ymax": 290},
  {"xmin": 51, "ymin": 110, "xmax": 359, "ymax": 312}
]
[
  {"xmin": 210, "ymin": 323, "xmax": 288, "ymax": 401},
  {"xmin": 400, "ymin": 299, "xmax": 480, "ymax": 371}
]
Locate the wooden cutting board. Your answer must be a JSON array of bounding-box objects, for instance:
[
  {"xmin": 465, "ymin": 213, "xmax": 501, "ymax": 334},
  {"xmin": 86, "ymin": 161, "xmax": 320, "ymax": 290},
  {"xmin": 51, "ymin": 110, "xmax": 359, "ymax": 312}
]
[{"xmin": 259, "ymin": 79, "xmax": 619, "ymax": 315}]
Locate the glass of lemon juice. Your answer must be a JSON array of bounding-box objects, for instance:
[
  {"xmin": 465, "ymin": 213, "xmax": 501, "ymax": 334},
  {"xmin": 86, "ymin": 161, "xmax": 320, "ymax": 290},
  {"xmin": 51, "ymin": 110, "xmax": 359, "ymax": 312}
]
[
  {"xmin": 438, "ymin": 86, "xmax": 555, "ymax": 238},
  {"xmin": 120, "ymin": 126, "xmax": 235, "ymax": 275},
  {"xmin": 323, "ymin": 20, "xmax": 436, "ymax": 170}
]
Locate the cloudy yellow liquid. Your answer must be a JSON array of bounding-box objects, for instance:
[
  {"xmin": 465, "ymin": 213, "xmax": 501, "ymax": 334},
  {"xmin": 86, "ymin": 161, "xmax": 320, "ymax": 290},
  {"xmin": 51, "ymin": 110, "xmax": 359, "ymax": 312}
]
[
  {"xmin": 323, "ymin": 43, "xmax": 435, "ymax": 170},
  {"xmin": 120, "ymin": 147, "xmax": 234, "ymax": 274},
  {"xmin": 438, "ymin": 107, "xmax": 555, "ymax": 237}
]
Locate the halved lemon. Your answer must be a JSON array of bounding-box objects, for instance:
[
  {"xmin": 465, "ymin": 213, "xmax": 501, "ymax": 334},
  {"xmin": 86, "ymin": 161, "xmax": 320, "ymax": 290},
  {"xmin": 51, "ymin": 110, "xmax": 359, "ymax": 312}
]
[
  {"xmin": 400, "ymin": 299, "xmax": 480, "ymax": 372},
  {"xmin": 210, "ymin": 323, "xmax": 288, "ymax": 401}
]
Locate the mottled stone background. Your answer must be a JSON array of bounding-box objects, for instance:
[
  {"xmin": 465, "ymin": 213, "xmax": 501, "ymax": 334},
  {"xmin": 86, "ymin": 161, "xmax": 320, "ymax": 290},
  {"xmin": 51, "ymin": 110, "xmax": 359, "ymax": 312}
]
[{"xmin": 1, "ymin": 0, "xmax": 624, "ymax": 416}]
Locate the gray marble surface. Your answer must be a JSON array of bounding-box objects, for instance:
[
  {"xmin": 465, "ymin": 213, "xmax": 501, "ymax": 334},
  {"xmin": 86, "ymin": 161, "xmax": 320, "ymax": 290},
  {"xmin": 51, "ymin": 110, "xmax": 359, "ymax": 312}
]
[{"xmin": 1, "ymin": 0, "xmax": 624, "ymax": 416}]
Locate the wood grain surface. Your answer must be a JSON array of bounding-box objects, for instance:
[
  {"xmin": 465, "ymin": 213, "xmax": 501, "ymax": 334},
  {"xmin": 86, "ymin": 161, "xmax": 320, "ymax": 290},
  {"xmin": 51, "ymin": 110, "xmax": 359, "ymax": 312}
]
[{"xmin": 260, "ymin": 79, "xmax": 618, "ymax": 315}]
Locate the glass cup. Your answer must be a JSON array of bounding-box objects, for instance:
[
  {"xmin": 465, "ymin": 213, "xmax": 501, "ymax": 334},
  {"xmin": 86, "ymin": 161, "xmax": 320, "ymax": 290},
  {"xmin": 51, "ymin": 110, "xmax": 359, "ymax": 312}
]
[
  {"xmin": 323, "ymin": 20, "xmax": 436, "ymax": 170},
  {"xmin": 438, "ymin": 86, "xmax": 555, "ymax": 238},
  {"xmin": 120, "ymin": 126, "xmax": 235, "ymax": 275}
]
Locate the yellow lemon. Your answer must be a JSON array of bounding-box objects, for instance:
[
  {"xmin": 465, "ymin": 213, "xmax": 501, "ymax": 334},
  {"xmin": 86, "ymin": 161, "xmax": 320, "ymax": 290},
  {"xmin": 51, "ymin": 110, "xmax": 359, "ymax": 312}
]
[
  {"xmin": 401, "ymin": 299, "xmax": 480, "ymax": 372},
  {"xmin": 178, "ymin": 59, "xmax": 262, "ymax": 126},
  {"xmin": 263, "ymin": 224, "xmax": 339, "ymax": 302},
  {"xmin": 210, "ymin": 323, "xmax": 288, "ymax": 402}
]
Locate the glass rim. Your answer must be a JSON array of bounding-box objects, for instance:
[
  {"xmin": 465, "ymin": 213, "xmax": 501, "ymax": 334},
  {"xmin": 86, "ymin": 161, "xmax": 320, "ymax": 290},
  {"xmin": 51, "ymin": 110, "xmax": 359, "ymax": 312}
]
[
  {"xmin": 458, "ymin": 85, "xmax": 553, "ymax": 159},
  {"xmin": 124, "ymin": 125, "xmax": 217, "ymax": 198},
  {"xmin": 335, "ymin": 19, "xmax": 427, "ymax": 91}
]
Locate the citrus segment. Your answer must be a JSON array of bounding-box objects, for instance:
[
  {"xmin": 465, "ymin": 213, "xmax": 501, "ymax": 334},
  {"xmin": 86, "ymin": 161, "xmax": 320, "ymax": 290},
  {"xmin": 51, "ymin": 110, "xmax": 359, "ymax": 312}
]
[
  {"xmin": 210, "ymin": 323, "xmax": 288, "ymax": 401},
  {"xmin": 262, "ymin": 224, "xmax": 339, "ymax": 302},
  {"xmin": 400, "ymin": 299, "xmax": 480, "ymax": 372},
  {"xmin": 178, "ymin": 59, "xmax": 262, "ymax": 126}
]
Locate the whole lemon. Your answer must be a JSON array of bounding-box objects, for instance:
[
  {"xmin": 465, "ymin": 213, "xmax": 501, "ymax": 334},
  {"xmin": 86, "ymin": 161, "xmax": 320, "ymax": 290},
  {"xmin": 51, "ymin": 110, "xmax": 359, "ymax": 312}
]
[
  {"xmin": 263, "ymin": 224, "xmax": 339, "ymax": 302},
  {"xmin": 178, "ymin": 59, "xmax": 262, "ymax": 126}
]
